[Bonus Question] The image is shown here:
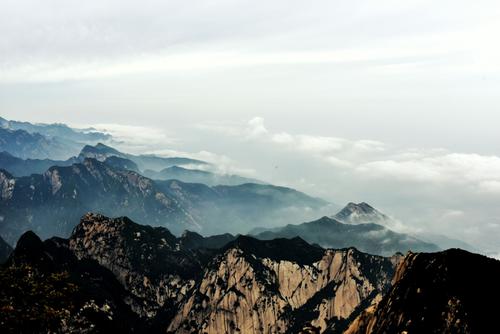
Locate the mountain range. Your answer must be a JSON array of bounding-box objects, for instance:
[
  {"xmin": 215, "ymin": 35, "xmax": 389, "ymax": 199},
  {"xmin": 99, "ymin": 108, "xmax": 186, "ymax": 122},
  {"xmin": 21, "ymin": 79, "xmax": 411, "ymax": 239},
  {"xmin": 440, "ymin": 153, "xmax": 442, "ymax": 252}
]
[
  {"xmin": 0, "ymin": 116, "xmax": 496, "ymax": 333},
  {"xmin": 1, "ymin": 213, "xmax": 498, "ymax": 333},
  {"xmin": 0, "ymin": 157, "xmax": 331, "ymax": 243},
  {"xmin": 143, "ymin": 165, "xmax": 263, "ymax": 186},
  {"xmin": 0, "ymin": 213, "xmax": 399, "ymax": 333},
  {"xmin": 0, "ymin": 116, "xmax": 109, "ymax": 143},
  {"xmin": 0, "ymin": 116, "xmax": 109, "ymax": 159},
  {"xmin": 250, "ymin": 202, "xmax": 440, "ymax": 256},
  {"xmin": 252, "ymin": 215, "xmax": 439, "ymax": 256},
  {"xmin": 78, "ymin": 143, "xmax": 207, "ymax": 172}
]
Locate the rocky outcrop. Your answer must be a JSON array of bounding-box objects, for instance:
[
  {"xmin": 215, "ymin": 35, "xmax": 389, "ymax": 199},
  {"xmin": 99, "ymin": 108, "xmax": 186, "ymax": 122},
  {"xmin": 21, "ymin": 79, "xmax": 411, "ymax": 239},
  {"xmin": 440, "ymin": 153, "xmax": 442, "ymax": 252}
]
[
  {"xmin": 345, "ymin": 249, "xmax": 500, "ymax": 334},
  {"xmin": 168, "ymin": 236, "xmax": 399, "ymax": 334},
  {"xmin": 0, "ymin": 230, "xmax": 141, "ymax": 333},
  {"xmin": 68, "ymin": 213, "xmax": 212, "ymax": 319}
]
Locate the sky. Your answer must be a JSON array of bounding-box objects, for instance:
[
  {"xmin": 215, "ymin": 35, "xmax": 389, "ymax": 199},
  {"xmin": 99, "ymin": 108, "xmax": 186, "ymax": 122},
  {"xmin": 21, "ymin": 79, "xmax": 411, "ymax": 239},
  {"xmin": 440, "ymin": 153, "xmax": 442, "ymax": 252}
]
[{"xmin": 1, "ymin": 0, "xmax": 500, "ymax": 254}]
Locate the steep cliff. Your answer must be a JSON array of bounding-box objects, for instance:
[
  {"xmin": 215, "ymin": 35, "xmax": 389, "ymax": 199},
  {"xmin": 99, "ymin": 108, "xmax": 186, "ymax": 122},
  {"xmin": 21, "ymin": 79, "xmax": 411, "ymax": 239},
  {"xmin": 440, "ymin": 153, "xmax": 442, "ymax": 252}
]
[
  {"xmin": 345, "ymin": 249, "xmax": 500, "ymax": 334},
  {"xmin": 68, "ymin": 213, "xmax": 213, "ymax": 320},
  {"xmin": 168, "ymin": 236, "xmax": 399, "ymax": 334}
]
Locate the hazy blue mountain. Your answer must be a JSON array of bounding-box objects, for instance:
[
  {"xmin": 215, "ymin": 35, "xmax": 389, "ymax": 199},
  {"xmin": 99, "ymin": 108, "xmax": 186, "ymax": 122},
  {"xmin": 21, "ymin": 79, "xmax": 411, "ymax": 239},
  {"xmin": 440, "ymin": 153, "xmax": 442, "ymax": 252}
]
[
  {"xmin": 0, "ymin": 151, "xmax": 79, "ymax": 176},
  {"xmin": 0, "ymin": 116, "xmax": 112, "ymax": 159},
  {"xmin": 102, "ymin": 156, "xmax": 140, "ymax": 172},
  {"xmin": 0, "ymin": 159, "xmax": 333, "ymax": 243},
  {"xmin": 144, "ymin": 165, "xmax": 263, "ymax": 186},
  {"xmin": 0, "ymin": 159, "xmax": 196, "ymax": 243},
  {"xmin": 0, "ymin": 116, "xmax": 109, "ymax": 143},
  {"xmin": 253, "ymin": 216, "xmax": 439, "ymax": 256},
  {"xmin": 417, "ymin": 232, "xmax": 479, "ymax": 253},
  {"xmin": 79, "ymin": 143, "xmax": 208, "ymax": 172},
  {"xmin": 0, "ymin": 150, "xmax": 142, "ymax": 177},
  {"xmin": 0, "ymin": 127, "xmax": 75, "ymax": 160},
  {"xmin": 334, "ymin": 202, "xmax": 478, "ymax": 253},
  {"xmin": 157, "ymin": 179, "xmax": 335, "ymax": 235}
]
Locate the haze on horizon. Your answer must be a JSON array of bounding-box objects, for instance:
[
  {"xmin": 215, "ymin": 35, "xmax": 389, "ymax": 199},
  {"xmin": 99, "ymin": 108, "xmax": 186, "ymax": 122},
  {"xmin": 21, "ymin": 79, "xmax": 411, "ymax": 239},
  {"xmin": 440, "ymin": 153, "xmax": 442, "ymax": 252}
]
[{"xmin": 1, "ymin": 0, "xmax": 500, "ymax": 255}]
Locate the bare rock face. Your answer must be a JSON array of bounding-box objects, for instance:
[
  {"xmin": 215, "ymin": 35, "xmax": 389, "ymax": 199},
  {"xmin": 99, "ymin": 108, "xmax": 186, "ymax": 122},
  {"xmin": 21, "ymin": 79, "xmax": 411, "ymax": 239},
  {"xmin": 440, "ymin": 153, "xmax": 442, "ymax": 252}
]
[
  {"xmin": 168, "ymin": 236, "xmax": 399, "ymax": 334},
  {"xmin": 68, "ymin": 213, "xmax": 208, "ymax": 319},
  {"xmin": 0, "ymin": 169, "xmax": 15, "ymax": 200},
  {"xmin": 345, "ymin": 249, "xmax": 500, "ymax": 334}
]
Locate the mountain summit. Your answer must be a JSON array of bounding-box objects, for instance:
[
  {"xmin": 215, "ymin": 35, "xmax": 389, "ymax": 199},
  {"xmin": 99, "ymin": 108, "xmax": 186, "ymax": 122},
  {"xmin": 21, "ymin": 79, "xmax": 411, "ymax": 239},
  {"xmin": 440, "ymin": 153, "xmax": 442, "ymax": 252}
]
[{"xmin": 334, "ymin": 202, "xmax": 391, "ymax": 225}]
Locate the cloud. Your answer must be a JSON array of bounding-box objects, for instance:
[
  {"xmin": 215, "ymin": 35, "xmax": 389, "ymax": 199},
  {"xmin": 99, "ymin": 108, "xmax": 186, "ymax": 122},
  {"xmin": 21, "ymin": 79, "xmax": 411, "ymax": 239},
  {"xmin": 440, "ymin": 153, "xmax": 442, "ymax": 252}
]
[
  {"xmin": 326, "ymin": 156, "xmax": 353, "ymax": 168},
  {"xmin": 89, "ymin": 123, "xmax": 176, "ymax": 153},
  {"xmin": 356, "ymin": 153, "xmax": 500, "ymax": 194},
  {"xmin": 440, "ymin": 210, "xmax": 465, "ymax": 220},
  {"xmin": 479, "ymin": 180, "xmax": 500, "ymax": 194},
  {"xmin": 197, "ymin": 117, "xmax": 389, "ymax": 171},
  {"xmin": 294, "ymin": 136, "xmax": 345, "ymax": 154},
  {"xmin": 353, "ymin": 140, "xmax": 386, "ymax": 152},
  {"xmin": 2, "ymin": 0, "xmax": 500, "ymax": 83},
  {"xmin": 246, "ymin": 117, "xmax": 268, "ymax": 138},
  {"xmin": 148, "ymin": 148, "xmax": 257, "ymax": 177}
]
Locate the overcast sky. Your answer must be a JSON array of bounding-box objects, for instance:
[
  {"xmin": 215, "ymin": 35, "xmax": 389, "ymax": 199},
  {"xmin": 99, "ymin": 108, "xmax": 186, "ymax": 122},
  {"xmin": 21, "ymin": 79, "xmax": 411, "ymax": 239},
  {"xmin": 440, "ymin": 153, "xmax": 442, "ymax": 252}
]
[{"xmin": 1, "ymin": 0, "xmax": 500, "ymax": 254}]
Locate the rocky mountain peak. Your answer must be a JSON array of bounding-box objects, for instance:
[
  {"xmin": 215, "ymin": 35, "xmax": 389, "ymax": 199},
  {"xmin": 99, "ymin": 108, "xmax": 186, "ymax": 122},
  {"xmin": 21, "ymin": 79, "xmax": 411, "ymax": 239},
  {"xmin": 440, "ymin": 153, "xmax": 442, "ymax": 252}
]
[
  {"xmin": 79, "ymin": 143, "xmax": 124, "ymax": 161},
  {"xmin": 169, "ymin": 233, "xmax": 398, "ymax": 334},
  {"xmin": 334, "ymin": 202, "xmax": 390, "ymax": 225},
  {"xmin": 345, "ymin": 249, "xmax": 500, "ymax": 334},
  {"xmin": 68, "ymin": 214, "xmax": 211, "ymax": 317}
]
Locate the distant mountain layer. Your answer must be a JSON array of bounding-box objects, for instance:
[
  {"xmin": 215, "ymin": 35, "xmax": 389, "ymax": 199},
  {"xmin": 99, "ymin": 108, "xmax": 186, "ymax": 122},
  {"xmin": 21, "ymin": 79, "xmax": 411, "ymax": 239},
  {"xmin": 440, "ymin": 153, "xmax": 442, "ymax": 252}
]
[
  {"xmin": 0, "ymin": 159, "xmax": 331, "ymax": 243},
  {"xmin": 157, "ymin": 179, "xmax": 333, "ymax": 235},
  {"xmin": 346, "ymin": 249, "xmax": 500, "ymax": 334},
  {"xmin": 0, "ymin": 147, "xmax": 177, "ymax": 177},
  {"xmin": 0, "ymin": 116, "xmax": 109, "ymax": 143},
  {"xmin": 333, "ymin": 202, "xmax": 478, "ymax": 253},
  {"xmin": 253, "ymin": 216, "xmax": 439, "ymax": 256},
  {"xmin": 79, "ymin": 143, "xmax": 207, "ymax": 172},
  {"xmin": 0, "ymin": 159, "xmax": 195, "ymax": 243},
  {"xmin": 0, "ymin": 128, "xmax": 75, "ymax": 160},
  {"xmin": 144, "ymin": 165, "xmax": 263, "ymax": 186},
  {"xmin": 0, "ymin": 117, "xmax": 109, "ymax": 159},
  {"xmin": 0, "ymin": 151, "xmax": 79, "ymax": 176}
]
